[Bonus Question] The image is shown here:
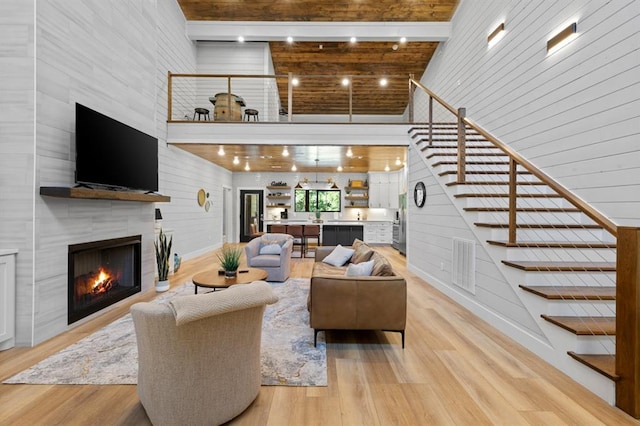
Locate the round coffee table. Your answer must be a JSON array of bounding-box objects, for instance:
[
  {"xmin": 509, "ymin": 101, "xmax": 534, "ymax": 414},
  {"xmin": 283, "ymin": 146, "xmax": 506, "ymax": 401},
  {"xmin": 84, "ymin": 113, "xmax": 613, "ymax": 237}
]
[{"xmin": 191, "ymin": 267, "xmax": 268, "ymax": 294}]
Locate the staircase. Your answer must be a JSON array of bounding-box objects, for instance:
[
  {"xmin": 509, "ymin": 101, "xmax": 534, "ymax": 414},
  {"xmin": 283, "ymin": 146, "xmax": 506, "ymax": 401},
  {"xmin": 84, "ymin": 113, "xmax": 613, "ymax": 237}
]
[{"xmin": 410, "ymin": 122, "xmax": 620, "ymax": 385}]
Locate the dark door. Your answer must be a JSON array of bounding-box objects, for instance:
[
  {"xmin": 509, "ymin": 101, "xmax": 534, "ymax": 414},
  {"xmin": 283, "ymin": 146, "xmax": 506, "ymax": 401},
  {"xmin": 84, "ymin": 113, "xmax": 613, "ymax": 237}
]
[{"xmin": 239, "ymin": 189, "xmax": 264, "ymax": 242}]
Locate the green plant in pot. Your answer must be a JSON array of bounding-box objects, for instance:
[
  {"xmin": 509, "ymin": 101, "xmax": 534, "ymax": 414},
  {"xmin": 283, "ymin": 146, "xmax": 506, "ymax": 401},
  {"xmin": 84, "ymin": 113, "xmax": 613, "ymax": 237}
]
[
  {"xmin": 154, "ymin": 229, "xmax": 172, "ymax": 292},
  {"xmin": 217, "ymin": 244, "xmax": 243, "ymax": 279}
]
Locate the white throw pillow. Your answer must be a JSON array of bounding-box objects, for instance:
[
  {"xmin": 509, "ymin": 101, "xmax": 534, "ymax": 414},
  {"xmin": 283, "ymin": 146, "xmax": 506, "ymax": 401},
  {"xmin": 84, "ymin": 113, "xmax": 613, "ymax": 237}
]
[
  {"xmin": 345, "ymin": 259, "xmax": 375, "ymax": 276},
  {"xmin": 259, "ymin": 243, "xmax": 282, "ymax": 255},
  {"xmin": 322, "ymin": 244, "xmax": 355, "ymax": 267}
]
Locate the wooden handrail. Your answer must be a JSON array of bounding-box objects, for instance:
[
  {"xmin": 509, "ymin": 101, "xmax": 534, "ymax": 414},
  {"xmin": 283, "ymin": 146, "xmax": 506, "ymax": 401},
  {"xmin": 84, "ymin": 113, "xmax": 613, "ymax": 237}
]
[
  {"xmin": 411, "ymin": 79, "xmax": 458, "ymax": 116},
  {"xmin": 464, "ymin": 116, "xmax": 617, "ymax": 237},
  {"xmin": 410, "ymin": 78, "xmax": 618, "ymax": 237},
  {"xmin": 616, "ymin": 227, "xmax": 640, "ymax": 417}
]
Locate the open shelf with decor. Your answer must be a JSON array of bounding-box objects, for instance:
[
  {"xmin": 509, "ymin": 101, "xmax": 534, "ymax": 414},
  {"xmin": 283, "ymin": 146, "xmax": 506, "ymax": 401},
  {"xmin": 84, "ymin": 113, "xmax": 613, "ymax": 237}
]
[
  {"xmin": 266, "ymin": 185, "xmax": 291, "ymax": 208},
  {"xmin": 40, "ymin": 187, "xmax": 171, "ymax": 203},
  {"xmin": 344, "ymin": 186, "xmax": 369, "ymax": 208}
]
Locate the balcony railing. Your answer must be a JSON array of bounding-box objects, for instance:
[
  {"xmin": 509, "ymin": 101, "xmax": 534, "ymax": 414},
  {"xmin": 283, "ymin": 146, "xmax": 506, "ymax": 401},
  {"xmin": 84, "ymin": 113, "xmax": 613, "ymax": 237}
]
[{"xmin": 167, "ymin": 72, "xmax": 414, "ymax": 123}]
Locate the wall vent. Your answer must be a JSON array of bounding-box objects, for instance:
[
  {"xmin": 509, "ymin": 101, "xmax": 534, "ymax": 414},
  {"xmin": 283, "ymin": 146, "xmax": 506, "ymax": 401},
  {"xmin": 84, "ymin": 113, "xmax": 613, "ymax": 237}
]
[{"xmin": 452, "ymin": 238, "xmax": 476, "ymax": 294}]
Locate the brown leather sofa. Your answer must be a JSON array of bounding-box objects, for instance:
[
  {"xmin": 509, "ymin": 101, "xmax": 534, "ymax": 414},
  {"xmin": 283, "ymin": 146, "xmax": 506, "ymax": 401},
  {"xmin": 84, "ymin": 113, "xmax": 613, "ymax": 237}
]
[{"xmin": 309, "ymin": 245, "xmax": 407, "ymax": 347}]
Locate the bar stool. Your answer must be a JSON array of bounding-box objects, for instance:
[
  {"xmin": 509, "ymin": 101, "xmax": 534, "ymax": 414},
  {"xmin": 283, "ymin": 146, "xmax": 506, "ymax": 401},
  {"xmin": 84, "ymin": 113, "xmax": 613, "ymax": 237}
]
[
  {"xmin": 193, "ymin": 107, "xmax": 210, "ymax": 121},
  {"xmin": 286, "ymin": 225, "xmax": 304, "ymax": 257},
  {"xmin": 270, "ymin": 224, "xmax": 287, "ymax": 234},
  {"xmin": 243, "ymin": 108, "xmax": 259, "ymax": 121},
  {"xmin": 303, "ymin": 225, "xmax": 320, "ymax": 258}
]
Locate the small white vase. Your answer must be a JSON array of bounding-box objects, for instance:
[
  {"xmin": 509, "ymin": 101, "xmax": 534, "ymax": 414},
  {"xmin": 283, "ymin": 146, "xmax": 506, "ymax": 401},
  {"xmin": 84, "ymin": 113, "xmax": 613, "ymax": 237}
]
[{"xmin": 156, "ymin": 279, "xmax": 170, "ymax": 293}]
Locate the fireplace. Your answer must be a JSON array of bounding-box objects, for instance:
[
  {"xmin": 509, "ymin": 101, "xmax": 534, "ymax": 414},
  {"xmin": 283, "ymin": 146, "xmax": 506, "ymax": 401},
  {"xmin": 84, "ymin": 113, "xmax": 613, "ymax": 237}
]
[{"xmin": 68, "ymin": 235, "xmax": 142, "ymax": 324}]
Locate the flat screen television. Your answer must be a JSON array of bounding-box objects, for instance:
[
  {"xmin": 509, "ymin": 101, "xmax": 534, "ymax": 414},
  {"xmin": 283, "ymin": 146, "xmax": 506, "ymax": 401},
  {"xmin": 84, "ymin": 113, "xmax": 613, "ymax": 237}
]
[{"xmin": 75, "ymin": 103, "xmax": 159, "ymax": 192}]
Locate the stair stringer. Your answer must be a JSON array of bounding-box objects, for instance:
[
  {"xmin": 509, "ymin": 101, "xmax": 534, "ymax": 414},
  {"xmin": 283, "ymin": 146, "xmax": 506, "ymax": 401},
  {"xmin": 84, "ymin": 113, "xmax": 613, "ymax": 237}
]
[{"xmin": 407, "ymin": 134, "xmax": 616, "ymax": 403}]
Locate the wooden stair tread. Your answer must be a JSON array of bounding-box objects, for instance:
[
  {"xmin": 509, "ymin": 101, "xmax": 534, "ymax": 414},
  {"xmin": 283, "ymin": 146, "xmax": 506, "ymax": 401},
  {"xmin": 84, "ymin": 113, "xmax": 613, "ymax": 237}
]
[
  {"xmin": 519, "ymin": 285, "xmax": 616, "ymax": 300},
  {"xmin": 421, "ymin": 144, "xmax": 497, "ymax": 149},
  {"xmin": 567, "ymin": 352, "xmax": 619, "ymax": 381},
  {"xmin": 487, "ymin": 240, "xmax": 615, "ymax": 248},
  {"xmin": 476, "ymin": 222, "xmax": 602, "ymax": 229},
  {"xmin": 426, "ymin": 152, "xmax": 505, "ymax": 158},
  {"xmin": 433, "ymin": 160, "xmax": 510, "ymax": 166},
  {"xmin": 541, "ymin": 315, "xmax": 616, "ymax": 335},
  {"xmin": 446, "ymin": 181, "xmax": 545, "ymax": 186},
  {"xmin": 503, "ymin": 260, "xmax": 615, "ymax": 272},
  {"xmin": 455, "ymin": 193, "xmax": 562, "ymax": 198},
  {"xmin": 465, "ymin": 207, "xmax": 579, "ymax": 212},
  {"xmin": 439, "ymin": 170, "xmax": 532, "ymax": 176}
]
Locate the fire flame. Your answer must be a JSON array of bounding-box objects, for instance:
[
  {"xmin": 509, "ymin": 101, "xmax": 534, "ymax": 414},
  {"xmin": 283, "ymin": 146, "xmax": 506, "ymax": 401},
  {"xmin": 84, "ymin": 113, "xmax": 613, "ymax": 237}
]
[{"xmin": 92, "ymin": 268, "xmax": 112, "ymax": 294}]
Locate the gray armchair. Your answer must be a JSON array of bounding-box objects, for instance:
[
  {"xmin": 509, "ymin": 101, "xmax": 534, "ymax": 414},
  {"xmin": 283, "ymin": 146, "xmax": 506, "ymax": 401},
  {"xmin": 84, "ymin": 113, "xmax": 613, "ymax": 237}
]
[
  {"xmin": 131, "ymin": 281, "xmax": 278, "ymax": 426},
  {"xmin": 244, "ymin": 233, "xmax": 293, "ymax": 282}
]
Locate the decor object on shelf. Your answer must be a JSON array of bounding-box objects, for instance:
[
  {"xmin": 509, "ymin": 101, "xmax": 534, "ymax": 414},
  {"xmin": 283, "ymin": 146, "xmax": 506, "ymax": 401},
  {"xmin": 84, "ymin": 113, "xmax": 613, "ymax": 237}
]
[
  {"xmin": 154, "ymin": 208, "xmax": 162, "ymax": 230},
  {"xmin": 217, "ymin": 244, "xmax": 243, "ymax": 279},
  {"xmin": 173, "ymin": 253, "xmax": 182, "ymax": 273},
  {"xmin": 414, "ymin": 181, "xmax": 426, "ymax": 208},
  {"xmin": 154, "ymin": 229, "xmax": 172, "ymax": 292}
]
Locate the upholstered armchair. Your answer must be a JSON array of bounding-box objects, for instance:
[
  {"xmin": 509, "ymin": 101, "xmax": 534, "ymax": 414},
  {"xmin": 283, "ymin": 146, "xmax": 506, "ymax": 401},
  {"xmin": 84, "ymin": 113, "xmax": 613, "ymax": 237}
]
[
  {"xmin": 244, "ymin": 233, "xmax": 293, "ymax": 282},
  {"xmin": 131, "ymin": 281, "xmax": 278, "ymax": 426}
]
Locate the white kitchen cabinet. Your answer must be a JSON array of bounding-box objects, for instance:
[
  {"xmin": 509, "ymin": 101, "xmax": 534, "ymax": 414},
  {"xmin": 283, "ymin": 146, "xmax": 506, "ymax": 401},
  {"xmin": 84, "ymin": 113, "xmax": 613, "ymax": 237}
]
[
  {"xmin": 0, "ymin": 250, "xmax": 17, "ymax": 351},
  {"xmin": 363, "ymin": 222, "xmax": 393, "ymax": 244},
  {"xmin": 368, "ymin": 171, "xmax": 399, "ymax": 209}
]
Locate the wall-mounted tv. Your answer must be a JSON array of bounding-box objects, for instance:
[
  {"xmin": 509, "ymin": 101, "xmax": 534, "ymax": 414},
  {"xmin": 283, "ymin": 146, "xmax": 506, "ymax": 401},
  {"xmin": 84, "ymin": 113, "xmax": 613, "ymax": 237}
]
[{"xmin": 75, "ymin": 103, "xmax": 158, "ymax": 192}]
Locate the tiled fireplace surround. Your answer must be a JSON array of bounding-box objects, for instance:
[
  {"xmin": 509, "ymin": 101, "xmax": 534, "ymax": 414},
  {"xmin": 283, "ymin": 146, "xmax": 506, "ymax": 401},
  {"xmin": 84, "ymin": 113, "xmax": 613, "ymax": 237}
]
[{"xmin": 19, "ymin": 200, "xmax": 157, "ymax": 347}]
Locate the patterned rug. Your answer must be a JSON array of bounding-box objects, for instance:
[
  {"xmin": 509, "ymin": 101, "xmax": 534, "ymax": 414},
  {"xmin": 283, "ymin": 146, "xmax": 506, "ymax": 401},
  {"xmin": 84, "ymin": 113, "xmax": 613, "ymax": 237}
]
[{"xmin": 4, "ymin": 278, "xmax": 326, "ymax": 387}]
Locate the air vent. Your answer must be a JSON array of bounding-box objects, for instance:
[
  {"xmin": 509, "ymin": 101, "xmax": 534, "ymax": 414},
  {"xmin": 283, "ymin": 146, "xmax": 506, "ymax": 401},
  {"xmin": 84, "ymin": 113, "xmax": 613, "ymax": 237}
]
[{"xmin": 452, "ymin": 238, "xmax": 476, "ymax": 294}]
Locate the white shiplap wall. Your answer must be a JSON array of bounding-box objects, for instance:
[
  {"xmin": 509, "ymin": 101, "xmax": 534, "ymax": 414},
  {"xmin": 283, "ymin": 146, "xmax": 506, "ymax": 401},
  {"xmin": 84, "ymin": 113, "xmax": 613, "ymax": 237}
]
[
  {"xmin": 406, "ymin": 146, "xmax": 544, "ymax": 342},
  {"xmin": 196, "ymin": 42, "xmax": 280, "ymax": 121},
  {"xmin": 406, "ymin": 0, "xmax": 638, "ymax": 400},
  {"xmin": 0, "ymin": 0, "xmax": 35, "ymax": 346},
  {"xmin": 417, "ymin": 0, "xmax": 640, "ymax": 226},
  {"xmin": 23, "ymin": 0, "xmax": 230, "ymax": 346}
]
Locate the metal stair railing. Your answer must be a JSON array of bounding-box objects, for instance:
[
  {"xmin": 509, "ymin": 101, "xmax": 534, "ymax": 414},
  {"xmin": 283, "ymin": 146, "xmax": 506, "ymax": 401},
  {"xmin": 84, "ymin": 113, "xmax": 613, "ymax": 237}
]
[{"xmin": 409, "ymin": 78, "xmax": 639, "ymax": 419}]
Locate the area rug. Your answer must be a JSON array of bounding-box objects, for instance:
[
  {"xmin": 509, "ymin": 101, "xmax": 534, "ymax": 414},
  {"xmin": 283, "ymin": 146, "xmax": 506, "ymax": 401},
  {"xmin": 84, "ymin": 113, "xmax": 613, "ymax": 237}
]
[{"xmin": 4, "ymin": 278, "xmax": 326, "ymax": 387}]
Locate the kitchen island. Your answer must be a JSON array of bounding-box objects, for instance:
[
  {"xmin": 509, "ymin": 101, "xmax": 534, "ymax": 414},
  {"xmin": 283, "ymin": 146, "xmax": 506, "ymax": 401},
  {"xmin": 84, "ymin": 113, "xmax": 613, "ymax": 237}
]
[{"xmin": 264, "ymin": 220, "xmax": 393, "ymax": 245}]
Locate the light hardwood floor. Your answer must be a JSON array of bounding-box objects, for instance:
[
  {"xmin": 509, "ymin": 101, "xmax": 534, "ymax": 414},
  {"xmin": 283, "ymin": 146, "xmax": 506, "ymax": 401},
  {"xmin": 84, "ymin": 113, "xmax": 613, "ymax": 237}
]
[{"xmin": 0, "ymin": 246, "xmax": 637, "ymax": 425}]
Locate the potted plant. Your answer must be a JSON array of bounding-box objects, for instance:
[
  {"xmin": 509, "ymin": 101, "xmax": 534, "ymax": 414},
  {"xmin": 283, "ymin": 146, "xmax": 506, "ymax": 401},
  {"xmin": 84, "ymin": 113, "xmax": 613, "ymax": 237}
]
[
  {"xmin": 217, "ymin": 244, "xmax": 243, "ymax": 279},
  {"xmin": 154, "ymin": 229, "xmax": 172, "ymax": 292}
]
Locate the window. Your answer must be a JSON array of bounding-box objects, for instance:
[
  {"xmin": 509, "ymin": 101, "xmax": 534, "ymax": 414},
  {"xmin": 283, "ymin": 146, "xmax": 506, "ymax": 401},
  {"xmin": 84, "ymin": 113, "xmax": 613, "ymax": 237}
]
[{"xmin": 294, "ymin": 189, "xmax": 341, "ymax": 212}]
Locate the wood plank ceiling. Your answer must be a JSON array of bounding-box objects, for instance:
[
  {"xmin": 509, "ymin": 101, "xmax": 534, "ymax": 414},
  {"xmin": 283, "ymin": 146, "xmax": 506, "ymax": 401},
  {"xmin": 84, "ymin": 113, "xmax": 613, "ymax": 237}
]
[
  {"xmin": 174, "ymin": 0, "xmax": 458, "ymax": 172},
  {"xmin": 171, "ymin": 144, "xmax": 407, "ymax": 174}
]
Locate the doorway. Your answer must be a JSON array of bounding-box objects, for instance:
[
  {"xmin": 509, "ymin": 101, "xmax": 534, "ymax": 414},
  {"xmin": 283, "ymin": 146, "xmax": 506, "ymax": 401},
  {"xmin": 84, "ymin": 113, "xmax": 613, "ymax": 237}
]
[{"xmin": 239, "ymin": 189, "xmax": 264, "ymax": 242}]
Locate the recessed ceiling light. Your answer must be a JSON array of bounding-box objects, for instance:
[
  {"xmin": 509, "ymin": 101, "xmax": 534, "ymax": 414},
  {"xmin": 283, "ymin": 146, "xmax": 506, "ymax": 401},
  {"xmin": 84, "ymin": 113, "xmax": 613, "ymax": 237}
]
[
  {"xmin": 291, "ymin": 164, "xmax": 297, "ymax": 171},
  {"xmin": 350, "ymin": 36, "xmax": 357, "ymax": 43},
  {"xmin": 233, "ymin": 156, "xmax": 239, "ymax": 165},
  {"xmin": 292, "ymin": 77, "xmax": 299, "ymax": 86},
  {"xmin": 238, "ymin": 36, "xmax": 245, "ymax": 43},
  {"xmin": 400, "ymin": 37, "xmax": 407, "ymax": 43},
  {"xmin": 282, "ymin": 146, "xmax": 289, "ymax": 157},
  {"xmin": 379, "ymin": 78, "xmax": 388, "ymax": 87},
  {"xmin": 286, "ymin": 36, "xmax": 293, "ymax": 44},
  {"xmin": 337, "ymin": 165, "xmax": 343, "ymax": 172},
  {"xmin": 392, "ymin": 44, "xmax": 398, "ymax": 51},
  {"xmin": 218, "ymin": 146, "xmax": 225, "ymax": 156},
  {"xmin": 346, "ymin": 147, "xmax": 353, "ymax": 157},
  {"xmin": 342, "ymin": 78, "xmax": 350, "ymax": 86}
]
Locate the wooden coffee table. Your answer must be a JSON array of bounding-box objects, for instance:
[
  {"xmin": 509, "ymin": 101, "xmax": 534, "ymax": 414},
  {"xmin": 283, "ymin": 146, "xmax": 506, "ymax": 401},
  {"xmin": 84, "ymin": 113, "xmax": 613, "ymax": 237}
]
[{"xmin": 191, "ymin": 267, "xmax": 268, "ymax": 294}]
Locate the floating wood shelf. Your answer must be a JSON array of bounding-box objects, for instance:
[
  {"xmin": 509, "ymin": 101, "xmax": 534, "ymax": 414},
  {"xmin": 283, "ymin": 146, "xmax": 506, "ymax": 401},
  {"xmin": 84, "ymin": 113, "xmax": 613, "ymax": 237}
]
[
  {"xmin": 266, "ymin": 186, "xmax": 291, "ymax": 190},
  {"xmin": 40, "ymin": 187, "xmax": 171, "ymax": 203}
]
